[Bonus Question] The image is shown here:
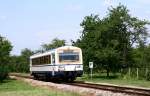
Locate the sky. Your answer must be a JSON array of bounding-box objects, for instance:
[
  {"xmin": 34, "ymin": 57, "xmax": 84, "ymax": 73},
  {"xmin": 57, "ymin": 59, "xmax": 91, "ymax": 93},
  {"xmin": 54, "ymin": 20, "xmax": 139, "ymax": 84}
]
[{"xmin": 0, "ymin": 0, "xmax": 150, "ymax": 55}]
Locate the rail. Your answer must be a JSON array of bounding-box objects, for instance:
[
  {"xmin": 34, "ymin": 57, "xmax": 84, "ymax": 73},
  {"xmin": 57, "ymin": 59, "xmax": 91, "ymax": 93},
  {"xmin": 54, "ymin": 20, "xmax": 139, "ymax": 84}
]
[{"xmin": 10, "ymin": 73, "xmax": 150, "ymax": 96}]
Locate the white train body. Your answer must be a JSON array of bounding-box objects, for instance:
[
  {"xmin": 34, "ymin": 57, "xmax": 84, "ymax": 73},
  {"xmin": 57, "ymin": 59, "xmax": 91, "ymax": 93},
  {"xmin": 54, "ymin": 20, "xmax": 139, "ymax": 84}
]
[{"xmin": 30, "ymin": 46, "xmax": 83, "ymax": 80}]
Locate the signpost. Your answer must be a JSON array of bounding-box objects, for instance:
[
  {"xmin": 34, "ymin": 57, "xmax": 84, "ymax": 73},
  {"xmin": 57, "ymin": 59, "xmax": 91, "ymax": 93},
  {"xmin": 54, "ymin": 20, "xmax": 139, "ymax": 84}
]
[{"xmin": 89, "ymin": 62, "xmax": 93, "ymax": 79}]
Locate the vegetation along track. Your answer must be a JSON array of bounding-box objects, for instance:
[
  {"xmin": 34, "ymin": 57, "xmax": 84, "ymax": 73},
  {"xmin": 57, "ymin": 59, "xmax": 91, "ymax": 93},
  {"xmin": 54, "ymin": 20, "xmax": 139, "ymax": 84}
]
[{"xmin": 10, "ymin": 73, "xmax": 150, "ymax": 96}]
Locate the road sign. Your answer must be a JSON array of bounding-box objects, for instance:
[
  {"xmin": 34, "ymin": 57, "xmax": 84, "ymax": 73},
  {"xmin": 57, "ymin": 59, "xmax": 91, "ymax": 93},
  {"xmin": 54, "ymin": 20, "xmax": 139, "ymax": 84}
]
[{"xmin": 89, "ymin": 62, "xmax": 93, "ymax": 69}]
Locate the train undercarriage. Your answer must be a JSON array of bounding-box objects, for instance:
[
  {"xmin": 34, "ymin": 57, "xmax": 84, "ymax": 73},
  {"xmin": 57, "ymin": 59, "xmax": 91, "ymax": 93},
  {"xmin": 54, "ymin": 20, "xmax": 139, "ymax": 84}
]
[{"xmin": 31, "ymin": 71, "xmax": 83, "ymax": 82}]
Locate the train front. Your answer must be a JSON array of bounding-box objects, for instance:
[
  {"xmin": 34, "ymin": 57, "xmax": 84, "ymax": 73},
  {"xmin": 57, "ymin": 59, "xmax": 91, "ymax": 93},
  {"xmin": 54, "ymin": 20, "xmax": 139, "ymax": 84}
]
[{"xmin": 55, "ymin": 46, "xmax": 83, "ymax": 81}]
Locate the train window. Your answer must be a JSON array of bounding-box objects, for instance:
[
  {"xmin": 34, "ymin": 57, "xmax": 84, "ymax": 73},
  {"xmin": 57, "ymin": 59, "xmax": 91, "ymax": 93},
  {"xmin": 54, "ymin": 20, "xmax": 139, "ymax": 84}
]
[
  {"xmin": 41, "ymin": 57, "xmax": 44, "ymax": 64},
  {"xmin": 47, "ymin": 56, "xmax": 49, "ymax": 64},
  {"xmin": 31, "ymin": 58, "xmax": 35, "ymax": 65},
  {"xmin": 32, "ymin": 58, "xmax": 37, "ymax": 65},
  {"xmin": 40, "ymin": 57, "xmax": 41, "ymax": 64},
  {"xmin": 44, "ymin": 56, "xmax": 47, "ymax": 64},
  {"xmin": 31, "ymin": 55, "xmax": 51, "ymax": 65},
  {"xmin": 45, "ymin": 56, "xmax": 48, "ymax": 64},
  {"xmin": 37, "ymin": 58, "xmax": 39, "ymax": 64},
  {"xmin": 48, "ymin": 55, "xmax": 51, "ymax": 64},
  {"xmin": 59, "ymin": 52, "xmax": 79, "ymax": 62},
  {"xmin": 43, "ymin": 56, "xmax": 45, "ymax": 64}
]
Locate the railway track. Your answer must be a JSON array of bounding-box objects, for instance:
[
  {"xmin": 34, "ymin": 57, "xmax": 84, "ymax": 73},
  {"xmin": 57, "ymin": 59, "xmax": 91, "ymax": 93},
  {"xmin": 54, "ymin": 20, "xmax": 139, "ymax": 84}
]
[
  {"xmin": 69, "ymin": 82, "xmax": 150, "ymax": 96},
  {"xmin": 10, "ymin": 73, "xmax": 150, "ymax": 96}
]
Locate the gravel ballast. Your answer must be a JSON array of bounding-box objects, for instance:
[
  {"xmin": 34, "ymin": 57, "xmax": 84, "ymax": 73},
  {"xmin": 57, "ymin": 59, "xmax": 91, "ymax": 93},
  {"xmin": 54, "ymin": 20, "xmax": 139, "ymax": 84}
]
[{"xmin": 10, "ymin": 76, "xmax": 135, "ymax": 96}]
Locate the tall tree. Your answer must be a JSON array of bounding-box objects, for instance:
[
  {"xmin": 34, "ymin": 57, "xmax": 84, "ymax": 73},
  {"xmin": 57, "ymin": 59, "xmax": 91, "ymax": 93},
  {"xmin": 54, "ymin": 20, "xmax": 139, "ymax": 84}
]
[
  {"xmin": 106, "ymin": 5, "xmax": 149, "ymax": 68},
  {"xmin": 73, "ymin": 4, "xmax": 149, "ymax": 76},
  {"xmin": 20, "ymin": 48, "xmax": 33, "ymax": 72},
  {"xmin": 10, "ymin": 48, "xmax": 33, "ymax": 73},
  {"xmin": 0, "ymin": 35, "xmax": 12, "ymax": 82},
  {"xmin": 132, "ymin": 44, "xmax": 150, "ymax": 68},
  {"xmin": 41, "ymin": 38, "xmax": 66, "ymax": 51}
]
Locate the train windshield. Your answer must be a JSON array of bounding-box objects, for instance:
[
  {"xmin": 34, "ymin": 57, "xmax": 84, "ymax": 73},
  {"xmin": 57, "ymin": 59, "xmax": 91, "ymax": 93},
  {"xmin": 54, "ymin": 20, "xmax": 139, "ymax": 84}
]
[{"xmin": 59, "ymin": 52, "xmax": 79, "ymax": 62}]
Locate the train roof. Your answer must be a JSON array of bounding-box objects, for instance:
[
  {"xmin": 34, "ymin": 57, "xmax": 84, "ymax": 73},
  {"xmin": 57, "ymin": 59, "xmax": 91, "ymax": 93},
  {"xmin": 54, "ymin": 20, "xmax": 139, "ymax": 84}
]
[
  {"xmin": 56, "ymin": 46, "xmax": 81, "ymax": 50},
  {"xmin": 30, "ymin": 46, "xmax": 81, "ymax": 59}
]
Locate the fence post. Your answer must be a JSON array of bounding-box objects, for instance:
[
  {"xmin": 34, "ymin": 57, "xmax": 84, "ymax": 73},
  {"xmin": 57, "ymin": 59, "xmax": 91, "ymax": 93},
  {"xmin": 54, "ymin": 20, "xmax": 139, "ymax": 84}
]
[
  {"xmin": 137, "ymin": 68, "xmax": 139, "ymax": 79},
  {"xmin": 121, "ymin": 68, "xmax": 123, "ymax": 76},
  {"xmin": 146, "ymin": 68, "xmax": 148, "ymax": 78}
]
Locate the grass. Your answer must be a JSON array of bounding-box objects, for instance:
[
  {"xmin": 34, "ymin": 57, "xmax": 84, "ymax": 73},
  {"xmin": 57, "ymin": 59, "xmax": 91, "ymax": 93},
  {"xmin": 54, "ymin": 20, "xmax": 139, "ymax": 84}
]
[
  {"xmin": 77, "ymin": 73, "xmax": 150, "ymax": 88},
  {"xmin": 0, "ymin": 79, "xmax": 80, "ymax": 96}
]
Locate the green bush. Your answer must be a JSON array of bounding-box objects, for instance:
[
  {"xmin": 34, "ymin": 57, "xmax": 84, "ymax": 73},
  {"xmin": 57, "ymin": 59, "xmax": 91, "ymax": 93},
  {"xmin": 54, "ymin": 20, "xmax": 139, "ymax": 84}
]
[
  {"xmin": 0, "ymin": 65, "xmax": 9, "ymax": 82},
  {"xmin": 146, "ymin": 72, "xmax": 150, "ymax": 81},
  {"xmin": 0, "ymin": 35, "xmax": 12, "ymax": 82}
]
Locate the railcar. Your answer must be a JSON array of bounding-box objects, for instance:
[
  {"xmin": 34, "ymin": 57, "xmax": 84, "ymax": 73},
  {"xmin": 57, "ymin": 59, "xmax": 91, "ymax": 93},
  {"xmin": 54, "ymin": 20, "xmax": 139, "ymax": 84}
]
[{"xmin": 30, "ymin": 46, "xmax": 83, "ymax": 81}]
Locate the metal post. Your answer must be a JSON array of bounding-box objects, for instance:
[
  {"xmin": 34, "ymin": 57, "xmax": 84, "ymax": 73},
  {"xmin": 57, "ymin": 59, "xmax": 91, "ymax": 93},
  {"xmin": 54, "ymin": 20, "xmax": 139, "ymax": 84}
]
[
  {"xmin": 90, "ymin": 68, "xmax": 92, "ymax": 80},
  {"xmin": 146, "ymin": 68, "xmax": 148, "ymax": 78},
  {"xmin": 137, "ymin": 68, "xmax": 139, "ymax": 79},
  {"xmin": 129, "ymin": 68, "xmax": 131, "ymax": 77},
  {"xmin": 89, "ymin": 62, "xmax": 93, "ymax": 80}
]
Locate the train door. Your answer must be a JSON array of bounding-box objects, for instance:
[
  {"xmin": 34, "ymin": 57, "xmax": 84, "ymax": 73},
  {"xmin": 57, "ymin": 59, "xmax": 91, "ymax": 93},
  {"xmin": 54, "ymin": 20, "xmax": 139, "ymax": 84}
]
[
  {"xmin": 51, "ymin": 53, "xmax": 55, "ymax": 76},
  {"xmin": 52, "ymin": 53, "xmax": 55, "ymax": 64}
]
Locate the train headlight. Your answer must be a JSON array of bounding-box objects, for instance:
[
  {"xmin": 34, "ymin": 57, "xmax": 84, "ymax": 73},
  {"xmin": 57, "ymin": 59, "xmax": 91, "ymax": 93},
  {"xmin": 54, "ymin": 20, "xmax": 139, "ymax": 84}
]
[
  {"xmin": 76, "ymin": 65, "xmax": 81, "ymax": 68},
  {"xmin": 58, "ymin": 65, "xmax": 65, "ymax": 71}
]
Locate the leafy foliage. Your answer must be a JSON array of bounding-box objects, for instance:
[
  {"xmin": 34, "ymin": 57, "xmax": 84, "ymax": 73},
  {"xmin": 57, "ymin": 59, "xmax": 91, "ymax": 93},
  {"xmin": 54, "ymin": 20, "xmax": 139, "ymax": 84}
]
[
  {"xmin": 132, "ymin": 45, "xmax": 150, "ymax": 68},
  {"xmin": 10, "ymin": 48, "xmax": 33, "ymax": 73},
  {"xmin": 4, "ymin": 4, "xmax": 150, "ymax": 81},
  {"xmin": 0, "ymin": 35, "xmax": 12, "ymax": 82},
  {"xmin": 146, "ymin": 72, "xmax": 150, "ymax": 81},
  {"xmin": 41, "ymin": 38, "xmax": 66, "ymax": 51},
  {"xmin": 9, "ymin": 38, "xmax": 65, "ymax": 73},
  {"xmin": 73, "ymin": 4, "xmax": 149, "ymax": 76}
]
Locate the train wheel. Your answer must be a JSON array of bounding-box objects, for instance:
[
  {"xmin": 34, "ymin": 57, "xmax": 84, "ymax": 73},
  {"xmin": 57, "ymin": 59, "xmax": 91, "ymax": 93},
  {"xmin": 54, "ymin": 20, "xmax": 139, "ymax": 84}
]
[
  {"xmin": 33, "ymin": 74, "xmax": 39, "ymax": 80},
  {"xmin": 67, "ymin": 77, "xmax": 76, "ymax": 82},
  {"xmin": 45, "ymin": 75, "xmax": 51, "ymax": 82}
]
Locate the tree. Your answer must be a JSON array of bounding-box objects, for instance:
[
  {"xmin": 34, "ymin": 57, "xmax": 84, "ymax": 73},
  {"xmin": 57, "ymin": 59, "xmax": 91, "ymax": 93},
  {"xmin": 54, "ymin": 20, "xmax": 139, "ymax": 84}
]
[
  {"xmin": 20, "ymin": 48, "xmax": 33, "ymax": 72},
  {"xmin": 41, "ymin": 38, "xmax": 66, "ymax": 51},
  {"xmin": 132, "ymin": 44, "xmax": 150, "ymax": 68},
  {"xmin": 0, "ymin": 35, "xmax": 12, "ymax": 82},
  {"xmin": 73, "ymin": 4, "xmax": 149, "ymax": 76},
  {"xmin": 107, "ymin": 5, "xmax": 149, "ymax": 68},
  {"xmin": 10, "ymin": 48, "xmax": 33, "ymax": 73}
]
